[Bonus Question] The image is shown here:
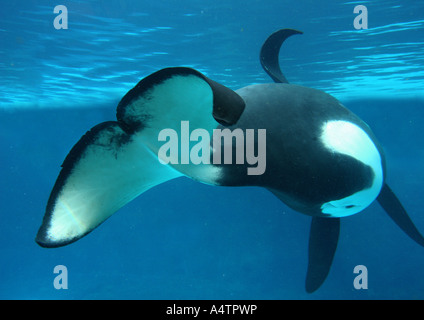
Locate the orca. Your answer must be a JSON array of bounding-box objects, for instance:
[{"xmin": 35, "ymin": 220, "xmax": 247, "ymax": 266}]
[{"xmin": 36, "ymin": 28, "xmax": 424, "ymax": 293}]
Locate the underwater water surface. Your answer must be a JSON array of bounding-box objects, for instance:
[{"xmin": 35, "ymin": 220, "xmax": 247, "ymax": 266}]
[{"xmin": 1, "ymin": 0, "xmax": 424, "ymax": 299}]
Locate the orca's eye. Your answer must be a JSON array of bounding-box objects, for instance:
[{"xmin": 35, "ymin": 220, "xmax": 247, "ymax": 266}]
[{"xmin": 345, "ymin": 205, "xmax": 355, "ymax": 209}]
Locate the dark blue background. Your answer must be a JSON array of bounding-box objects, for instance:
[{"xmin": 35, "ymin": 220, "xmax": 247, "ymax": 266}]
[{"xmin": 1, "ymin": 97, "xmax": 423, "ymax": 299}]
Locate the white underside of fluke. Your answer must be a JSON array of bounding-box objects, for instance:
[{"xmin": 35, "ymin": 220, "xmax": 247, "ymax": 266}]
[
  {"xmin": 47, "ymin": 129, "xmax": 182, "ymax": 243},
  {"xmin": 39, "ymin": 72, "xmax": 225, "ymax": 246}
]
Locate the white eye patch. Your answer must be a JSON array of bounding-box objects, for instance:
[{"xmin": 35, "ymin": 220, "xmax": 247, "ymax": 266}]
[{"xmin": 320, "ymin": 120, "xmax": 383, "ymax": 217}]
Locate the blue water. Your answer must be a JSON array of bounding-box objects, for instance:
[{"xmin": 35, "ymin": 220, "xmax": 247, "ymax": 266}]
[{"xmin": 1, "ymin": 0, "xmax": 423, "ymax": 299}]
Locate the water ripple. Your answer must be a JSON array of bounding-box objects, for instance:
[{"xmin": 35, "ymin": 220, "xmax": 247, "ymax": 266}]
[{"xmin": 1, "ymin": 1, "xmax": 423, "ymax": 108}]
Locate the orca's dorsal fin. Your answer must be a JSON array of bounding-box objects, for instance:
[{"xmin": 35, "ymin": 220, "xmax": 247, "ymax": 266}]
[
  {"xmin": 305, "ymin": 217, "xmax": 340, "ymax": 293},
  {"xmin": 260, "ymin": 28, "xmax": 303, "ymax": 84},
  {"xmin": 378, "ymin": 183, "xmax": 424, "ymax": 247}
]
